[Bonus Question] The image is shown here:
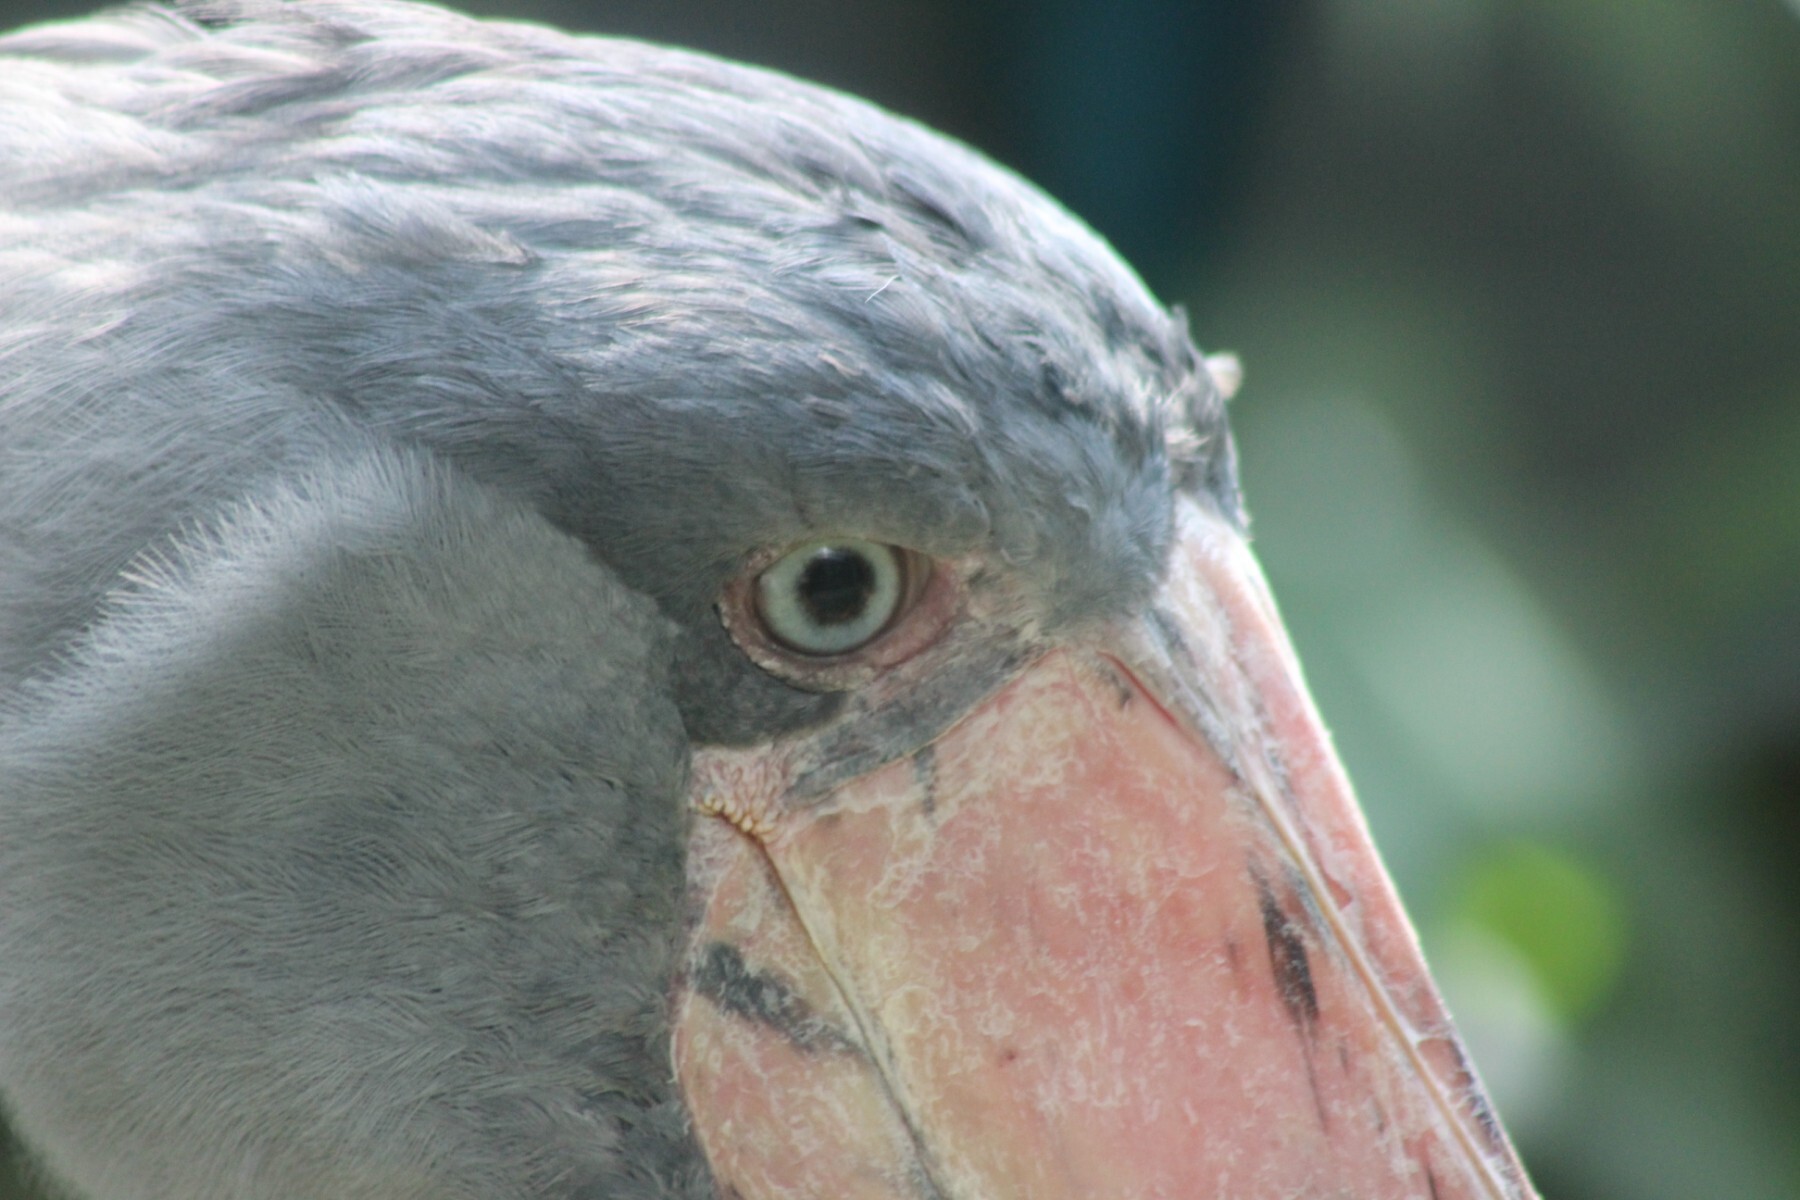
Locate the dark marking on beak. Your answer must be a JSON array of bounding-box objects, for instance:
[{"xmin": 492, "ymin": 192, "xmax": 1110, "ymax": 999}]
[
  {"xmin": 692, "ymin": 942, "xmax": 861, "ymax": 1056},
  {"xmin": 912, "ymin": 744, "xmax": 938, "ymax": 818},
  {"xmin": 904, "ymin": 1161, "xmax": 951, "ymax": 1200},
  {"xmin": 785, "ymin": 634, "xmax": 1033, "ymax": 804},
  {"xmin": 1092, "ymin": 656, "xmax": 1135, "ymax": 708},
  {"xmin": 1444, "ymin": 1029, "xmax": 1508, "ymax": 1155},
  {"xmin": 1254, "ymin": 868, "xmax": 1320, "ymax": 1035},
  {"xmin": 1254, "ymin": 866, "xmax": 1331, "ymax": 1132},
  {"xmin": 1146, "ymin": 604, "xmax": 1193, "ymax": 666},
  {"xmin": 1426, "ymin": 1163, "xmax": 1442, "ymax": 1200}
]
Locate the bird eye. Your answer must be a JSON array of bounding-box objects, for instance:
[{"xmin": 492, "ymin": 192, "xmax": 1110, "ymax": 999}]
[{"xmin": 754, "ymin": 539, "xmax": 913, "ymax": 656}]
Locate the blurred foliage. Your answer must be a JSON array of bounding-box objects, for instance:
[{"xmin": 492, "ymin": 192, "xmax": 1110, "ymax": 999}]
[
  {"xmin": 1456, "ymin": 841, "xmax": 1628, "ymax": 1024},
  {"xmin": 1, "ymin": 1, "xmax": 1797, "ymax": 1198}
]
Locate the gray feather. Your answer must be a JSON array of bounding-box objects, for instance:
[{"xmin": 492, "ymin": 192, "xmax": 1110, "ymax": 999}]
[{"xmin": 0, "ymin": 448, "xmax": 704, "ymax": 1198}]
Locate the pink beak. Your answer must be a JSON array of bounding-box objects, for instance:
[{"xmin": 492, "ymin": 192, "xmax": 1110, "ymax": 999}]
[{"xmin": 673, "ymin": 495, "xmax": 1538, "ymax": 1200}]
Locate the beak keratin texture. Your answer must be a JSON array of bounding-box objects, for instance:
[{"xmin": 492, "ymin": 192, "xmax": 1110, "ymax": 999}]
[{"xmin": 676, "ymin": 497, "xmax": 1537, "ymax": 1200}]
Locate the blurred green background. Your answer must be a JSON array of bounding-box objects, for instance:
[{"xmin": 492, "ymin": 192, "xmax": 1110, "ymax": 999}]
[{"xmin": 2, "ymin": 1, "xmax": 1796, "ymax": 1197}]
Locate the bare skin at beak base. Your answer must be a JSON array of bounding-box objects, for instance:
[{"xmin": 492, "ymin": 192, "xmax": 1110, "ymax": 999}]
[{"xmin": 674, "ymin": 498, "xmax": 1537, "ymax": 1200}]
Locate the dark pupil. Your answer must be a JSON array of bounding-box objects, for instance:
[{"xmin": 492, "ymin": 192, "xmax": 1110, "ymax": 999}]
[{"xmin": 797, "ymin": 548, "xmax": 877, "ymax": 626}]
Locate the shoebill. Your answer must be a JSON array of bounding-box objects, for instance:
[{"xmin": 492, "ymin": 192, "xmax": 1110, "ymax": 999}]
[{"xmin": 0, "ymin": 2, "xmax": 1538, "ymax": 1197}]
